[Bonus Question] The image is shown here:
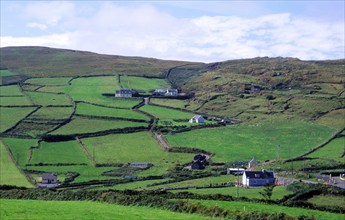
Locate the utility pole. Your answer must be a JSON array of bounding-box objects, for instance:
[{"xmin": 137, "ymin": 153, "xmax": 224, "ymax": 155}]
[{"xmin": 276, "ymin": 144, "xmax": 280, "ymax": 161}]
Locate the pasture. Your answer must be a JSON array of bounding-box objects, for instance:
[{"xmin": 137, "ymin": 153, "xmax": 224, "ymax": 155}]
[
  {"xmin": 81, "ymin": 132, "xmax": 193, "ymax": 176},
  {"xmin": 76, "ymin": 102, "xmax": 148, "ymax": 121},
  {"xmin": 26, "ymin": 106, "xmax": 73, "ymax": 120},
  {"xmin": 0, "ymin": 199, "xmax": 216, "ymax": 220},
  {"xmin": 166, "ymin": 120, "xmax": 335, "ymax": 162},
  {"xmin": 0, "ymin": 96, "xmax": 32, "ymax": 106},
  {"xmin": 307, "ymin": 137, "xmax": 344, "ymax": 161},
  {"xmin": 50, "ymin": 117, "xmax": 147, "ymax": 135},
  {"xmin": 176, "ymin": 186, "xmax": 293, "ymax": 200},
  {"xmin": 149, "ymin": 98, "xmax": 189, "ymax": 109},
  {"xmin": 24, "ymin": 77, "xmax": 72, "ymax": 86},
  {"xmin": 25, "ymin": 91, "xmax": 72, "ymax": 106},
  {"xmin": 1, "ymin": 138, "xmax": 38, "ymax": 167},
  {"xmin": 0, "ymin": 69, "xmax": 17, "ymax": 76},
  {"xmin": 140, "ymin": 104, "xmax": 195, "ymax": 120},
  {"xmin": 0, "ymin": 85, "xmax": 23, "ymax": 96},
  {"xmin": 66, "ymin": 76, "xmax": 141, "ymax": 108},
  {"xmin": 0, "ymin": 107, "xmax": 37, "ymax": 132},
  {"xmin": 120, "ymin": 75, "xmax": 170, "ymax": 92},
  {"xmin": 0, "ymin": 141, "xmax": 32, "ymax": 187},
  {"xmin": 190, "ymin": 199, "xmax": 344, "ymax": 220},
  {"xmin": 308, "ymin": 195, "xmax": 345, "ymax": 208},
  {"xmin": 30, "ymin": 140, "xmax": 91, "ymax": 165}
]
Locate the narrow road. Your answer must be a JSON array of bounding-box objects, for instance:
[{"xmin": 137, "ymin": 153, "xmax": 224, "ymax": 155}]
[{"xmin": 154, "ymin": 133, "xmax": 170, "ymax": 150}]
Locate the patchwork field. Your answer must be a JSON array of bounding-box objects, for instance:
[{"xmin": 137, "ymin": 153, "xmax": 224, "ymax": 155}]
[
  {"xmin": 166, "ymin": 120, "xmax": 336, "ymax": 162},
  {"xmin": 24, "ymin": 77, "xmax": 72, "ymax": 86},
  {"xmin": 26, "ymin": 107, "xmax": 73, "ymax": 120},
  {"xmin": 0, "ymin": 199, "xmax": 217, "ymax": 220},
  {"xmin": 50, "ymin": 117, "xmax": 147, "ymax": 135},
  {"xmin": 308, "ymin": 137, "xmax": 344, "ymax": 161},
  {"xmin": 140, "ymin": 104, "xmax": 195, "ymax": 120},
  {"xmin": 2, "ymin": 138, "xmax": 38, "ymax": 167},
  {"xmin": 0, "ymin": 107, "xmax": 37, "ymax": 132},
  {"xmin": 0, "ymin": 141, "xmax": 32, "ymax": 187},
  {"xmin": 0, "ymin": 96, "xmax": 32, "ymax": 106},
  {"xmin": 30, "ymin": 140, "xmax": 91, "ymax": 165},
  {"xmin": 76, "ymin": 102, "xmax": 148, "ymax": 121},
  {"xmin": 81, "ymin": 132, "xmax": 193, "ymax": 176},
  {"xmin": 190, "ymin": 199, "xmax": 344, "ymax": 220},
  {"xmin": 150, "ymin": 98, "xmax": 189, "ymax": 109},
  {"xmin": 0, "ymin": 85, "xmax": 23, "ymax": 96},
  {"xmin": 24, "ymin": 91, "xmax": 72, "ymax": 106},
  {"xmin": 120, "ymin": 75, "xmax": 170, "ymax": 92},
  {"xmin": 0, "ymin": 69, "xmax": 17, "ymax": 76}
]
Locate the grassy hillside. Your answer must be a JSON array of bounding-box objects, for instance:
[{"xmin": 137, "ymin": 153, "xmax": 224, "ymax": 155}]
[
  {"xmin": 1, "ymin": 199, "xmax": 217, "ymax": 220},
  {"xmin": 0, "ymin": 46, "xmax": 195, "ymax": 78}
]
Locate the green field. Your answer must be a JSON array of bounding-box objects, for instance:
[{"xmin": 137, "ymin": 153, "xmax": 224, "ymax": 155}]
[
  {"xmin": 316, "ymin": 109, "xmax": 345, "ymax": 130},
  {"xmin": 0, "ymin": 199, "xmax": 217, "ymax": 220},
  {"xmin": 30, "ymin": 140, "xmax": 91, "ymax": 165},
  {"xmin": 76, "ymin": 102, "xmax": 148, "ymax": 121},
  {"xmin": 95, "ymin": 179, "xmax": 170, "ymax": 191},
  {"xmin": 175, "ymin": 186, "xmax": 292, "ymax": 200},
  {"xmin": 0, "ymin": 69, "xmax": 17, "ymax": 76},
  {"xmin": 189, "ymin": 199, "xmax": 344, "ymax": 220},
  {"xmin": 25, "ymin": 91, "xmax": 72, "ymax": 106},
  {"xmin": 36, "ymin": 85, "xmax": 66, "ymax": 93},
  {"xmin": 50, "ymin": 117, "xmax": 147, "ymax": 135},
  {"xmin": 308, "ymin": 137, "xmax": 344, "ymax": 161},
  {"xmin": 150, "ymin": 98, "xmax": 189, "ymax": 109},
  {"xmin": 2, "ymin": 138, "xmax": 38, "ymax": 167},
  {"xmin": 0, "ymin": 85, "xmax": 23, "ymax": 96},
  {"xmin": 66, "ymin": 76, "xmax": 141, "ymax": 108},
  {"xmin": 0, "ymin": 142, "xmax": 32, "ymax": 187},
  {"xmin": 25, "ymin": 77, "xmax": 72, "ymax": 85},
  {"xmin": 308, "ymin": 195, "xmax": 345, "ymax": 208},
  {"xmin": 81, "ymin": 132, "xmax": 193, "ymax": 176},
  {"xmin": 140, "ymin": 104, "xmax": 195, "ymax": 120},
  {"xmin": 0, "ymin": 96, "xmax": 32, "ymax": 106},
  {"xmin": 167, "ymin": 120, "xmax": 336, "ymax": 162},
  {"xmin": 120, "ymin": 76, "xmax": 170, "ymax": 92},
  {"xmin": 27, "ymin": 107, "xmax": 73, "ymax": 120},
  {"xmin": 0, "ymin": 107, "xmax": 37, "ymax": 132}
]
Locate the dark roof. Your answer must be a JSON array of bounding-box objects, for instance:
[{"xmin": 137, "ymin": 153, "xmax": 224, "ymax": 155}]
[
  {"xmin": 42, "ymin": 173, "xmax": 57, "ymax": 179},
  {"xmin": 116, "ymin": 89, "xmax": 133, "ymax": 94},
  {"xmin": 244, "ymin": 170, "xmax": 274, "ymax": 179}
]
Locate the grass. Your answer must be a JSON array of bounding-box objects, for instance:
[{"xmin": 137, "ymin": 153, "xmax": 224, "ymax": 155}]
[
  {"xmin": 0, "ymin": 85, "xmax": 23, "ymax": 96},
  {"xmin": 50, "ymin": 117, "xmax": 147, "ymax": 135},
  {"xmin": 0, "ymin": 96, "xmax": 32, "ymax": 106},
  {"xmin": 95, "ymin": 179, "xmax": 170, "ymax": 191},
  {"xmin": 308, "ymin": 195, "xmax": 345, "ymax": 208},
  {"xmin": 148, "ymin": 175, "xmax": 236, "ymax": 190},
  {"xmin": 27, "ymin": 107, "xmax": 74, "ymax": 120},
  {"xmin": 150, "ymin": 98, "xmax": 189, "ymax": 109},
  {"xmin": 316, "ymin": 109, "xmax": 345, "ymax": 130},
  {"xmin": 0, "ymin": 141, "xmax": 32, "ymax": 187},
  {"xmin": 308, "ymin": 137, "xmax": 344, "ymax": 161},
  {"xmin": 76, "ymin": 102, "xmax": 148, "ymax": 121},
  {"xmin": 66, "ymin": 76, "xmax": 141, "ymax": 108},
  {"xmin": 120, "ymin": 75, "xmax": 170, "ymax": 93},
  {"xmin": 25, "ymin": 91, "xmax": 72, "ymax": 106},
  {"xmin": 81, "ymin": 132, "xmax": 193, "ymax": 176},
  {"xmin": 0, "ymin": 69, "xmax": 17, "ymax": 76},
  {"xmin": 0, "ymin": 199, "xmax": 217, "ymax": 220},
  {"xmin": 25, "ymin": 165, "xmax": 117, "ymax": 183},
  {"xmin": 140, "ymin": 104, "xmax": 195, "ymax": 120},
  {"xmin": 30, "ymin": 140, "xmax": 91, "ymax": 165},
  {"xmin": 189, "ymin": 199, "xmax": 344, "ymax": 220},
  {"xmin": 166, "ymin": 120, "xmax": 336, "ymax": 162},
  {"xmin": 24, "ymin": 77, "xmax": 72, "ymax": 85},
  {"xmin": 36, "ymin": 86, "xmax": 66, "ymax": 93},
  {"xmin": 0, "ymin": 107, "xmax": 37, "ymax": 132},
  {"xmin": 1, "ymin": 138, "xmax": 38, "ymax": 167},
  {"xmin": 175, "ymin": 186, "xmax": 292, "ymax": 200}
]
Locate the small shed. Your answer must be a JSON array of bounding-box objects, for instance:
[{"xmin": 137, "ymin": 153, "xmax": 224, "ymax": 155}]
[
  {"xmin": 189, "ymin": 115, "xmax": 205, "ymax": 123},
  {"xmin": 115, "ymin": 89, "xmax": 134, "ymax": 97},
  {"xmin": 42, "ymin": 173, "xmax": 58, "ymax": 184},
  {"xmin": 242, "ymin": 170, "xmax": 275, "ymax": 187}
]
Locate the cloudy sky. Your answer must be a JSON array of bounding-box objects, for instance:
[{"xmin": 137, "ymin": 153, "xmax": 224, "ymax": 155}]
[{"xmin": 1, "ymin": 1, "xmax": 344, "ymax": 62}]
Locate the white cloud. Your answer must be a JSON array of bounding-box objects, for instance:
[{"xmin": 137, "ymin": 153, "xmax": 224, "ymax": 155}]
[{"xmin": 1, "ymin": 2, "xmax": 344, "ymax": 62}]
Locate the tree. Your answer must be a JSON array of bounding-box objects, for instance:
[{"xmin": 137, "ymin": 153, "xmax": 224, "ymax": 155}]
[{"xmin": 259, "ymin": 185, "xmax": 275, "ymax": 201}]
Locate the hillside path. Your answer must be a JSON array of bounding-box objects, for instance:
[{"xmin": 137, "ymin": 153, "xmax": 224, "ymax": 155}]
[{"xmin": 154, "ymin": 133, "xmax": 170, "ymax": 150}]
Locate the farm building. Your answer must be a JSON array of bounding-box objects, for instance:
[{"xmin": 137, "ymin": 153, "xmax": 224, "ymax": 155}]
[
  {"xmin": 227, "ymin": 168, "xmax": 245, "ymax": 175},
  {"xmin": 129, "ymin": 162, "xmax": 151, "ymax": 168},
  {"xmin": 153, "ymin": 89, "xmax": 179, "ymax": 96},
  {"xmin": 42, "ymin": 173, "xmax": 58, "ymax": 184},
  {"xmin": 115, "ymin": 89, "xmax": 134, "ymax": 97},
  {"xmin": 242, "ymin": 170, "xmax": 275, "ymax": 187},
  {"xmin": 189, "ymin": 115, "xmax": 205, "ymax": 123}
]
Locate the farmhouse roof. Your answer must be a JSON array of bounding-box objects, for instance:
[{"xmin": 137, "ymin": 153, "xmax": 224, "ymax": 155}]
[
  {"xmin": 192, "ymin": 115, "xmax": 203, "ymax": 120},
  {"xmin": 42, "ymin": 173, "xmax": 57, "ymax": 179},
  {"xmin": 244, "ymin": 170, "xmax": 274, "ymax": 179}
]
